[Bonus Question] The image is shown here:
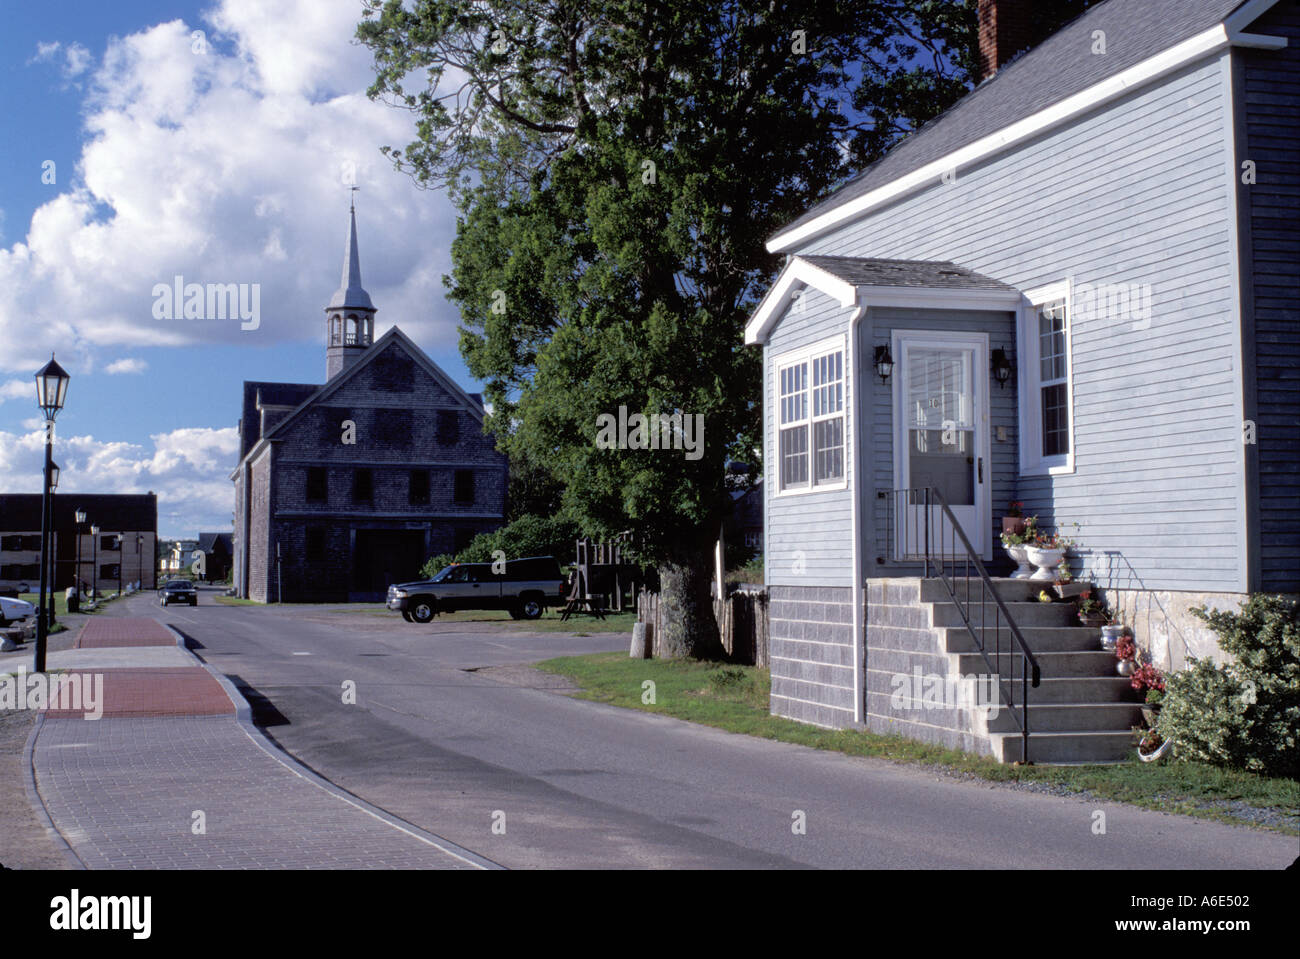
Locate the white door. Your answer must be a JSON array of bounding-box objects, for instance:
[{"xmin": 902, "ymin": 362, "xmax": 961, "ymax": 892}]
[{"xmin": 893, "ymin": 332, "xmax": 989, "ymax": 560}]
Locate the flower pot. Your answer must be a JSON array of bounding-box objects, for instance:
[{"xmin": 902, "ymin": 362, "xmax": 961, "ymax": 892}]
[
  {"xmin": 1138, "ymin": 735, "xmax": 1173, "ymax": 763},
  {"xmin": 1100, "ymin": 624, "xmax": 1124, "ymax": 650},
  {"xmin": 1024, "ymin": 546, "xmax": 1064, "ymax": 580},
  {"xmin": 1002, "ymin": 516, "xmax": 1027, "ymax": 535},
  {"xmin": 1004, "ymin": 543, "xmax": 1035, "ymax": 579},
  {"xmin": 1117, "ymin": 659, "xmax": 1136, "ymax": 677}
]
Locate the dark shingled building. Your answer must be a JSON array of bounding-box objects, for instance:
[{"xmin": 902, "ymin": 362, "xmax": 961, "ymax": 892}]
[{"xmin": 230, "ymin": 205, "xmax": 507, "ymax": 603}]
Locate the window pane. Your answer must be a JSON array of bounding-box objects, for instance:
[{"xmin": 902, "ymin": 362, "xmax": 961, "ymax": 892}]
[
  {"xmin": 906, "ymin": 348, "xmax": 971, "ymax": 430},
  {"xmin": 813, "ymin": 417, "xmax": 844, "ymax": 483},
  {"xmin": 780, "ymin": 425, "xmax": 808, "ymax": 487},
  {"xmin": 1042, "ymin": 383, "xmax": 1069, "ymax": 457},
  {"xmin": 812, "ymin": 351, "xmax": 844, "ymax": 417},
  {"xmin": 780, "ymin": 362, "xmax": 807, "ymax": 425},
  {"xmin": 1039, "ymin": 301, "xmax": 1067, "ymax": 383}
]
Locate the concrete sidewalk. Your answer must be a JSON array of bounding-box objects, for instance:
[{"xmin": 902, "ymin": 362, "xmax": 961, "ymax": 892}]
[{"xmin": 26, "ymin": 617, "xmax": 499, "ymax": 870}]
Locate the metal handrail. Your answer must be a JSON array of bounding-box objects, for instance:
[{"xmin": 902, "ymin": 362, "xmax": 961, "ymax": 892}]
[{"xmin": 883, "ymin": 487, "xmax": 1042, "ymax": 763}]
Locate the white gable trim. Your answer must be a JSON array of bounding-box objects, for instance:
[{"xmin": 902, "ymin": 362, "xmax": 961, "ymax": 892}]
[
  {"xmin": 745, "ymin": 258, "xmax": 1021, "ymax": 344},
  {"xmin": 1225, "ymin": 0, "xmax": 1286, "ymax": 35},
  {"xmin": 744, "ymin": 258, "xmax": 856, "ymax": 344},
  {"xmin": 767, "ymin": 23, "xmax": 1238, "ymax": 253}
]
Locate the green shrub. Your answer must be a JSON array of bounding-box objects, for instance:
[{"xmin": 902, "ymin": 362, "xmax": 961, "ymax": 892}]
[
  {"xmin": 1159, "ymin": 595, "xmax": 1299, "ymax": 778},
  {"xmin": 419, "ymin": 514, "xmax": 580, "ymax": 579}
]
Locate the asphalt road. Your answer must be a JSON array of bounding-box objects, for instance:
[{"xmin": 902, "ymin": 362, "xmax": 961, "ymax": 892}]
[{"xmin": 122, "ymin": 587, "xmax": 1296, "ymax": 869}]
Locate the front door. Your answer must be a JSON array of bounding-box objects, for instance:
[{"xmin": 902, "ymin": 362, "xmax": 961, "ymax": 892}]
[{"xmin": 893, "ymin": 331, "xmax": 989, "ymax": 560}]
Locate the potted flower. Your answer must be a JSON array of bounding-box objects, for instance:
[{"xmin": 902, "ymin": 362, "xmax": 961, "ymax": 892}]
[
  {"xmin": 1077, "ymin": 590, "xmax": 1111, "ymax": 628},
  {"xmin": 1024, "ymin": 522, "xmax": 1079, "ymax": 580},
  {"xmin": 1000, "ymin": 516, "xmax": 1036, "ymax": 579},
  {"xmin": 1135, "ymin": 726, "xmax": 1172, "ymax": 762},
  {"xmin": 1132, "ymin": 664, "xmax": 1165, "ymax": 725},
  {"xmin": 1002, "ymin": 501, "xmax": 1027, "ymax": 536},
  {"xmin": 1115, "ymin": 633, "xmax": 1137, "ymax": 676}
]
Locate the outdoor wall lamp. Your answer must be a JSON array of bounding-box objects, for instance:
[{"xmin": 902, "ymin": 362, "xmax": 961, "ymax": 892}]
[
  {"xmin": 874, "ymin": 345, "xmax": 894, "ymax": 383},
  {"xmin": 991, "ymin": 347, "xmax": 1013, "ymax": 388}
]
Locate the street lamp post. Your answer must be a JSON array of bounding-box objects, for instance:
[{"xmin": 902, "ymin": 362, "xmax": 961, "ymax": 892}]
[
  {"xmin": 46, "ymin": 461, "xmax": 59, "ymax": 628},
  {"xmin": 116, "ymin": 535, "xmax": 123, "ymax": 596},
  {"xmin": 75, "ymin": 508, "xmax": 86, "ymax": 599},
  {"xmin": 137, "ymin": 533, "xmax": 144, "ymax": 591},
  {"xmin": 90, "ymin": 526, "xmax": 99, "ymax": 600},
  {"xmin": 34, "ymin": 355, "xmax": 70, "ymax": 674}
]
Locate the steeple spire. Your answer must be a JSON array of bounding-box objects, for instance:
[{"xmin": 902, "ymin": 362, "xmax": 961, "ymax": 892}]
[
  {"xmin": 328, "ymin": 191, "xmax": 374, "ymax": 311},
  {"xmin": 325, "ymin": 195, "xmax": 378, "ymax": 379}
]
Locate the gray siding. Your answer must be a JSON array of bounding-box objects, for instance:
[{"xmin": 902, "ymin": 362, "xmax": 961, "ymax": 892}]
[
  {"xmin": 764, "ymin": 289, "xmax": 855, "ymax": 588},
  {"xmin": 1241, "ymin": 5, "xmax": 1300, "ymax": 592},
  {"xmin": 799, "ymin": 55, "xmax": 1245, "ymax": 593}
]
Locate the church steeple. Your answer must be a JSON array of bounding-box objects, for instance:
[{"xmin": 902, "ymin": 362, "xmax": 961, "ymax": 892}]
[{"xmin": 325, "ymin": 193, "xmax": 377, "ymax": 380}]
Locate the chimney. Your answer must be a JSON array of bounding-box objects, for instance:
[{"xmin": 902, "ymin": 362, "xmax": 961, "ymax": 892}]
[{"xmin": 977, "ymin": 0, "xmax": 1034, "ymax": 82}]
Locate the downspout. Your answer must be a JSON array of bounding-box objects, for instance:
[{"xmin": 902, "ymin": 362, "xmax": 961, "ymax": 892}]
[{"xmin": 848, "ymin": 304, "xmax": 867, "ymax": 725}]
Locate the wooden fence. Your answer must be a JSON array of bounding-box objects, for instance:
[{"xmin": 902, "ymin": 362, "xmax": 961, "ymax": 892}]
[{"xmin": 635, "ymin": 587, "xmax": 769, "ymax": 666}]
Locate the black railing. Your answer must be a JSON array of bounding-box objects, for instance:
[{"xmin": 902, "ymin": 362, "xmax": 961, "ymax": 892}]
[{"xmin": 880, "ymin": 487, "xmax": 1042, "ymax": 763}]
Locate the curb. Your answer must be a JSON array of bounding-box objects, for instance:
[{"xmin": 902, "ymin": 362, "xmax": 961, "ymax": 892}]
[
  {"xmin": 22, "ymin": 714, "xmax": 86, "ymax": 870},
  {"xmin": 163, "ymin": 622, "xmax": 504, "ymax": 871}
]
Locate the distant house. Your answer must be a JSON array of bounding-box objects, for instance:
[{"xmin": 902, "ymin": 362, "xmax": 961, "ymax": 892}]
[
  {"xmin": 195, "ymin": 532, "xmax": 233, "ymax": 582},
  {"xmin": 745, "ymin": 0, "xmax": 1299, "ymax": 759},
  {"xmin": 161, "ymin": 539, "xmax": 200, "ymax": 576},
  {"xmin": 230, "ymin": 204, "xmax": 507, "ymax": 603}
]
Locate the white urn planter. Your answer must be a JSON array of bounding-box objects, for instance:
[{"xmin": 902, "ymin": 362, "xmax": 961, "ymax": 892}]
[
  {"xmin": 1024, "ymin": 545, "xmax": 1064, "ymax": 581},
  {"xmin": 1004, "ymin": 543, "xmax": 1035, "ymax": 579}
]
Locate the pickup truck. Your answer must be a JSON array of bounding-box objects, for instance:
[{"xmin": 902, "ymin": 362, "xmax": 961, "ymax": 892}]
[{"xmin": 387, "ymin": 555, "xmax": 567, "ymax": 622}]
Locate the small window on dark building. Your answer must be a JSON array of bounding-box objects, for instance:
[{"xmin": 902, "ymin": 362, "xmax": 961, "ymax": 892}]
[
  {"xmin": 101, "ymin": 564, "xmax": 119, "ymax": 580},
  {"xmin": 306, "ymin": 528, "xmax": 326, "ymax": 561},
  {"xmin": 22, "ymin": 534, "xmax": 42, "ymax": 551},
  {"xmin": 306, "ymin": 467, "xmax": 328, "ymax": 502},
  {"xmin": 101, "ymin": 535, "xmax": 118, "ymax": 552},
  {"xmin": 377, "ymin": 409, "xmax": 414, "ymax": 446},
  {"xmin": 436, "ymin": 409, "xmax": 460, "ymax": 446},
  {"xmin": 453, "ymin": 469, "xmax": 474, "ymax": 504},
  {"xmin": 409, "ymin": 469, "xmax": 430, "ymax": 505},
  {"xmin": 320, "ymin": 407, "xmax": 351, "ymax": 444},
  {"xmin": 453, "ymin": 527, "xmax": 476, "ymax": 552},
  {"xmin": 1, "ymin": 535, "xmax": 21, "ymax": 552},
  {"xmin": 352, "ymin": 468, "xmax": 373, "ymax": 503}
]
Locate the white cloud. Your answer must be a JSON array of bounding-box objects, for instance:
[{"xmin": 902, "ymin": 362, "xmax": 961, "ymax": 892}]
[
  {"xmin": 1, "ymin": 1, "xmax": 458, "ymax": 375},
  {"xmin": 29, "ymin": 40, "xmax": 94, "ymax": 79},
  {"xmin": 104, "ymin": 357, "xmax": 148, "ymax": 374},
  {"xmin": 0, "ymin": 379, "xmax": 32, "ymax": 402},
  {"xmin": 0, "ymin": 424, "xmax": 239, "ymax": 538}
]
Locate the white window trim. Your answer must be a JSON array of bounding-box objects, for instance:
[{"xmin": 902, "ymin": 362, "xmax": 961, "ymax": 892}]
[
  {"xmin": 773, "ymin": 333, "xmax": 849, "ymax": 497},
  {"xmin": 1018, "ymin": 280, "xmax": 1076, "ymax": 476}
]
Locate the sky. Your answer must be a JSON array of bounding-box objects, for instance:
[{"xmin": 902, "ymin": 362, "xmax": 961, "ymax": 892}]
[{"xmin": 0, "ymin": 0, "xmax": 470, "ymax": 538}]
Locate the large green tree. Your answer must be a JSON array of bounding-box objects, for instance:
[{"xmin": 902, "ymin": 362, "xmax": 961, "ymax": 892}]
[{"xmin": 358, "ymin": 1, "xmax": 989, "ymax": 657}]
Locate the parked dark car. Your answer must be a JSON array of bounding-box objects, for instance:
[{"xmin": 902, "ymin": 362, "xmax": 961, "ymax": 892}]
[
  {"xmin": 158, "ymin": 579, "xmax": 198, "ymax": 607},
  {"xmin": 387, "ymin": 556, "xmax": 566, "ymax": 622}
]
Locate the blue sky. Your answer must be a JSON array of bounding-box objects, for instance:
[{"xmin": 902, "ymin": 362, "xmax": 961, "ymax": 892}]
[{"xmin": 0, "ymin": 0, "xmax": 472, "ymax": 537}]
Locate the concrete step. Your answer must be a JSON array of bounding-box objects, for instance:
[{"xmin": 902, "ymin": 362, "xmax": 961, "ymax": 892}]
[
  {"xmin": 920, "ymin": 577, "xmax": 1063, "ymax": 604},
  {"xmin": 992, "ymin": 730, "xmax": 1135, "ymax": 764},
  {"xmin": 954, "ymin": 650, "xmax": 1121, "ymax": 679},
  {"xmin": 985, "ymin": 702, "xmax": 1143, "ymax": 733},
  {"xmin": 928, "ymin": 599, "xmax": 1075, "ymax": 629},
  {"xmin": 942, "ymin": 625, "xmax": 1104, "ymax": 654},
  {"xmin": 1019, "ymin": 677, "xmax": 1136, "ymax": 703}
]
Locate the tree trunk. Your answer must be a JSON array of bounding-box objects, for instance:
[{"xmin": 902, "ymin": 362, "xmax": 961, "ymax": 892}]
[{"xmin": 655, "ymin": 541, "xmax": 724, "ymax": 660}]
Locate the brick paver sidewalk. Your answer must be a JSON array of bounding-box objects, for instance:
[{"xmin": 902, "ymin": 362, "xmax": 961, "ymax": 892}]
[
  {"xmin": 31, "ymin": 617, "xmax": 494, "ymax": 869},
  {"xmin": 77, "ymin": 617, "xmax": 175, "ymax": 648}
]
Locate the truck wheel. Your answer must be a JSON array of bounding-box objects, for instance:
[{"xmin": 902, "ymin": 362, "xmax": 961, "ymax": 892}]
[
  {"xmin": 410, "ymin": 599, "xmax": 436, "ymax": 623},
  {"xmin": 518, "ymin": 594, "xmax": 544, "ymax": 620},
  {"xmin": 401, "ymin": 611, "xmax": 413, "ymax": 622}
]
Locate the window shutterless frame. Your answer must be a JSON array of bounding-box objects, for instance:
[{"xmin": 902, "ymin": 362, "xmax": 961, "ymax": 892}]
[
  {"xmin": 773, "ymin": 334, "xmax": 849, "ymax": 496},
  {"xmin": 1018, "ymin": 280, "xmax": 1075, "ymax": 476}
]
